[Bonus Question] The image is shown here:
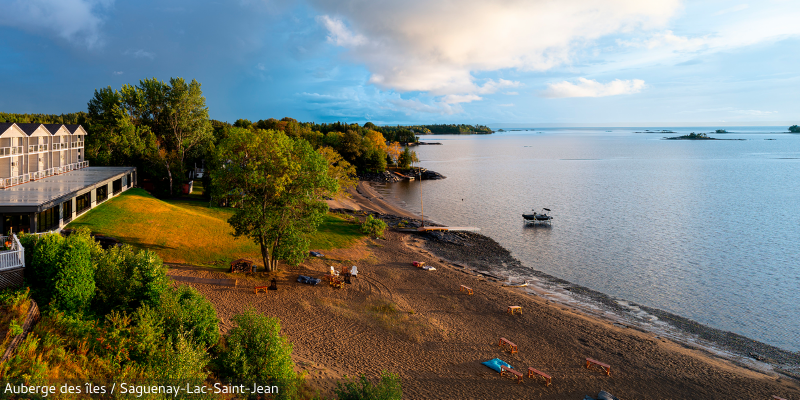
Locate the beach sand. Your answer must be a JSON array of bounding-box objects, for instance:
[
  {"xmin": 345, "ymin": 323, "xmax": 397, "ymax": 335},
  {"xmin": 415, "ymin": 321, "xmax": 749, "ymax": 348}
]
[{"xmin": 167, "ymin": 183, "xmax": 800, "ymax": 399}]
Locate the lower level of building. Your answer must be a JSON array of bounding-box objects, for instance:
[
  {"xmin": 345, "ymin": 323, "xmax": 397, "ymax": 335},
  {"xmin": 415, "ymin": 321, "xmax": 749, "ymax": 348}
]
[{"xmin": 0, "ymin": 166, "xmax": 137, "ymax": 234}]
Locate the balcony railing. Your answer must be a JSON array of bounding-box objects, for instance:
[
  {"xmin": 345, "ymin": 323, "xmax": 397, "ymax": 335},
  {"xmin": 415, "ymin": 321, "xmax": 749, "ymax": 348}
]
[
  {"xmin": 0, "ymin": 160, "xmax": 89, "ymax": 189},
  {"xmin": 0, "ymin": 234, "xmax": 24, "ymax": 271},
  {"xmin": 0, "ymin": 147, "xmax": 23, "ymax": 157},
  {"xmin": 27, "ymin": 144, "xmax": 48, "ymax": 153},
  {"xmin": 52, "ymin": 143, "xmax": 68, "ymax": 151}
]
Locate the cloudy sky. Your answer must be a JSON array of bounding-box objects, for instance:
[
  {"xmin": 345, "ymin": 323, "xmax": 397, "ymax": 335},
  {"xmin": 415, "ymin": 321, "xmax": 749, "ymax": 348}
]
[{"xmin": 1, "ymin": 0, "xmax": 799, "ymax": 126}]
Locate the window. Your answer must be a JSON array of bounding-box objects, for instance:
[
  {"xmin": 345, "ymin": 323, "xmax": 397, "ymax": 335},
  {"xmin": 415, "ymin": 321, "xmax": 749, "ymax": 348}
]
[
  {"xmin": 3, "ymin": 214, "xmax": 30, "ymax": 234},
  {"xmin": 112, "ymin": 179, "xmax": 122, "ymax": 194},
  {"xmin": 76, "ymin": 192, "xmax": 91, "ymax": 215},
  {"xmin": 127, "ymin": 173, "xmax": 132, "ymax": 188},
  {"xmin": 96, "ymin": 185, "xmax": 108, "ymax": 203},
  {"xmin": 62, "ymin": 199, "xmax": 73, "ymax": 223},
  {"xmin": 36, "ymin": 206, "xmax": 59, "ymax": 233}
]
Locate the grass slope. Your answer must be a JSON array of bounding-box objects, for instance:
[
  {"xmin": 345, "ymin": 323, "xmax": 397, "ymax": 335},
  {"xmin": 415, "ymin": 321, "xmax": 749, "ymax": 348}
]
[{"xmin": 67, "ymin": 188, "xmax": 363, "ymax": 267}]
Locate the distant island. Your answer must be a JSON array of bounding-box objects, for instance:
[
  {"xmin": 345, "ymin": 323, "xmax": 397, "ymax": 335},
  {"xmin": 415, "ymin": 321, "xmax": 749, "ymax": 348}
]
[
  {"xmin": 715, "ymin": 129, "xmax": 728, "ymax": 133},
  {"xmin": 664, "ymin": 132, "xmax": 745, "ymax": 140},
  {"xmin": 635, "ymin": 129, "xmax": 677, "ymax": 133},
  {"xmin": 790, "ymin": 125, "xmax": 799, "ymax": 133},
  {"xmin": 403, "ymin": 124, "xmax": 493, "ymax": 135}
]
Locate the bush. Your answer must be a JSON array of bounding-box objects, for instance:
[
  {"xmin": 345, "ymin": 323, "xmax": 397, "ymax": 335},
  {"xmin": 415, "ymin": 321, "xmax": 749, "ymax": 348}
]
[
  {"xmin": 219, "ymin": 308, "xmax": 297, "ymax": 399},
  {"xmin": 52, "ymin": 230, "xmax": 95, "ymax": 315},
  {"xmin": 333, "ymin": 371, "xmax": 402, "ymax": 400},
  {"xmin": 26, "ymin": 229, "xmax": 95, "ymax": 315},
  {"xmin": 361, "ymin": 215, "xmax": 387, "ymax": 239},
  {"xmin": 160, "ymin": 285, "xmax": 220, "ymax": 348},
  {"xmin": 94, "ymin": 246, "xmax": 169, "ymax": 315}
]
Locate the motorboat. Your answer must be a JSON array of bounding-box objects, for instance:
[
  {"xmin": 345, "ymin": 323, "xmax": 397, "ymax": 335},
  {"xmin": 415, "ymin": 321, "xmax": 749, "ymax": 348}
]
[{"xmin": 522, "ymin": 208, "xmax": 553, "ymax": 224}]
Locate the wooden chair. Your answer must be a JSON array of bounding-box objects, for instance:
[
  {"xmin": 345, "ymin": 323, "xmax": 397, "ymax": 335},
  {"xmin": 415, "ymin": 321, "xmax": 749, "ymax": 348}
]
[
  {"xmin": 585, "ymin": 358, "xmax": 611, "ymax": 376},
  {"xmin": 507, "ymin": 306, "xmax": 522, "ymax": 315},
  {"xmin": 527, "ymin": 367, "xmax": 552, "ymax": 386},
  {"xmin": 254, "ymin": 286, "xmax": 268, "ymax": 294},
  {"xmin": 459, "ymin": 285, "xmax": 473, "ymax": 295},
  {"xmin": 500, "ymin": 365, "xmax": 523, "ymax": 384}
]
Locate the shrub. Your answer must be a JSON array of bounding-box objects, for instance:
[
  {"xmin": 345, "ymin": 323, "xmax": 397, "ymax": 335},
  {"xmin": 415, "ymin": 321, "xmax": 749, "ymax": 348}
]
[
  {"xmin": 361, "ymin": 215, "xmax": 387, "ymax": 239},
  {"xmin": 159, "ymin": 285, "xmax": 220, "ymax": 348},
  {"xmin": 94, "ymin": 246, "xmax": 169, "ymax": 315},
  {"xmin": 333, "ymin": 371, "xmax": 402, "ymax": 400},
  {"xmin": 26, "ymin": 229, "xmax": 95, "ymax": 315},
  {"xmin": 219, "ymin": 308, "xmax": 297, "ymax": 400},
  {"xmin": 52, "ymin": 230, "xmax": 95, "ymax": 315}
]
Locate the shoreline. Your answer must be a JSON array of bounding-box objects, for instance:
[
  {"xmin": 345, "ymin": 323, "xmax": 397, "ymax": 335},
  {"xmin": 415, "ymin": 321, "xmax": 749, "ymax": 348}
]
[
  {"xmin": 345, "ymin": 181, "xmax": 800, "ymax": 379},
  {"xmin": 162, "ymin": 181, "xmax": 800, "ymax": 399}
]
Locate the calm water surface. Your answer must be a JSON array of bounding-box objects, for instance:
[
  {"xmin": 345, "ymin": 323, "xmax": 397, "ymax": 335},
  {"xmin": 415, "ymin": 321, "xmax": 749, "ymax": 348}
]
[{"xmin": 377, "ymin": 127, "xmax": 800, "ymax": 352}]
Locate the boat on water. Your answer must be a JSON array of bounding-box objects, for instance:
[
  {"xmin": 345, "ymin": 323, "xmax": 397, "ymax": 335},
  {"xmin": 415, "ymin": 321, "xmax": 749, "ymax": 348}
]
[{"xmin": 522, "ymin": 208, "xmax": 553, "ymax": 224}]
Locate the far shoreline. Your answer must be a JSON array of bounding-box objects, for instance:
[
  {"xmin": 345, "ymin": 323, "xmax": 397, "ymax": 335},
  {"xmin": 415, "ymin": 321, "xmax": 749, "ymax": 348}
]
[{"xmin": 343, "ymin": 179, "xmax": 800, "ymax": 380}]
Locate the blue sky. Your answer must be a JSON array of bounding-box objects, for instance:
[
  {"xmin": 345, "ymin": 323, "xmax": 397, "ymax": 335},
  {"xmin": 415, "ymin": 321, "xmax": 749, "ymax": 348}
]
[{"xmin": 1, "ymin": 0, "xmax": 799, "ymax": 126}]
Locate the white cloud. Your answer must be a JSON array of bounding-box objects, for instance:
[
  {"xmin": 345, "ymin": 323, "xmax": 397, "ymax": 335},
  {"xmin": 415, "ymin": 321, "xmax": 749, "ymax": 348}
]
[
  {"xmin": 498, "ymin": 103, "xmax": 515, "ymax": 107},
  {"xmin": 0, "ymin": 0, "xmax": 112, "ymax": 49},
  {"xmin": 124, "ymin": 49, "xmax": 155, "ymax": 59},
  {"xmin": 389, "ymin": 98, "xmax": 463, "ymax": 115},
  {"xmin": 504, "ymin": 92, "xmax": 519, "ymax": 95},
  {"xmin": 733, "ymin": 109, "xmax": 777, "ymax": 116},
  {"xmin": 313, "ymin": 0, "xmax": 680, "ymax": 97},
  {"xmin": 541, "ymin": 78, "xmax": 645, "ymax": 98},
  {"xmin": 617, "ymin": 30, "xmax": 708, "ymax": 51},
  {"xmin": 317, "ymin": 15, "xmax": 367, "ymax": 47},
  {"xmin": 112, "ymin": 71, "xmax": 123, "ymax": 75},
  {"xmin": 714, "ymin": 4, "xmax": 749, "ymax": 16},
  {"xmin": 442, "ymin": 94, "xmax": 482, "ymax": 104}
]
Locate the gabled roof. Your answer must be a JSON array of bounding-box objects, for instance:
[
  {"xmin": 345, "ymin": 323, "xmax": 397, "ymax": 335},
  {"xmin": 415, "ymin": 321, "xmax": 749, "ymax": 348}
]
[
  {"xmin": 65, "ymin": 124, "xmax": 87, "ymax": 135},
  {"xmin": 0, "ymin": 123, "xmax": 14, "ymax": 134},
  {"xmin": 0, "ymin": 123, "xmax": 27, "ymax": 138},
  {"xmin": 43, "ymin": 124, "xmax": 64, "ymax": 134},
  {"xmin": 15, "ymin": 123, "xmax": 50, "ymax": 136}
]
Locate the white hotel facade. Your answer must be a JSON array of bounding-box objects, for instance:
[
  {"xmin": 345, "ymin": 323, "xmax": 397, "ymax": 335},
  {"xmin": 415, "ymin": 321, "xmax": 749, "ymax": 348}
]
[{"xmin": 0, "ymin": 123, "xmax": 136, "ymax": 234}]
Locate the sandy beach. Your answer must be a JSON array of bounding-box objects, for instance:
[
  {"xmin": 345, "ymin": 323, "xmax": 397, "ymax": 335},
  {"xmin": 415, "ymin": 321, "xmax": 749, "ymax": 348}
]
[{"xmin": 167, "ymin": 182, "xmax": 800, "ymax": 399}]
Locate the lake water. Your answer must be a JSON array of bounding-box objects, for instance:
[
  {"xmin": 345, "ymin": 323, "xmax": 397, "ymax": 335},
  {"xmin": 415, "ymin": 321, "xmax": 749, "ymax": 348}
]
[{"xmin": 376, "ymin": 127, "xmax": 800, "ymax": 352}]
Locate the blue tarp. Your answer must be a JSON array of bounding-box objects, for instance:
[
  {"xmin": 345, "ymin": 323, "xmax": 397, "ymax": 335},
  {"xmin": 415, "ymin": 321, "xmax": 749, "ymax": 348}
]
[
  {"xmin": 584, "ymin": 391, "xmax": 620, "ymax": 400},
  {"xmin": 297, "ymin": 275, "xmax": 321, "ymax": 285},
  {"xmin": 481, "ymin": 358, "xmax": 511, "ymax": 373},
  {"xmin": 309, "ymin": 251, "xmax": 325, "ymax": 257}
]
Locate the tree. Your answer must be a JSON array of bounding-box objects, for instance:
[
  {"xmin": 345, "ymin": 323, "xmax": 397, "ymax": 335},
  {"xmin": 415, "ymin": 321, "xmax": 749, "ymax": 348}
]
[
  {"xmin": 86, "ymin": 86, "xmax": 155, "ymax": 167},
  {"xmin": 398, "ymin": 147, "xmax": 418, "ymax": 170},
  {"xmin": 318, "ymin": 146, "xmax": 357, "ymax": 195},
  {"xmin": 211, "ymin": 128, "xmax": 337, "ymax": 271},
  {"xmin": 87, "ymin": 77, "xmax": 212, "ymax": 196},
  {"xmin": 219, "ymin": 309, "xmax": 297, "ymax": 399},
  {"xmin": 790, "ymin": 125, "xmax": 799, "ymax": 133},
  {"xmin": 386, "ymin": 142, "xmax": 402, "ymax": 165}
]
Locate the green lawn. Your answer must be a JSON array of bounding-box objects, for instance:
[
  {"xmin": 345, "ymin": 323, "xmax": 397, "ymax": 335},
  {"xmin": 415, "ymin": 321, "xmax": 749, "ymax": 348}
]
[{"xmin": 67, "ymin": 188, "xmax": 364, "ymax": 267}]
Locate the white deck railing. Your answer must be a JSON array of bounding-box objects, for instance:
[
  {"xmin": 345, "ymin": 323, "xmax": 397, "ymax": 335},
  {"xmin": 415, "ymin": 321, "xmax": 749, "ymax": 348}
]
[
  {"xmin": 0, "ymin": 160, "xmax": 89, "ymax": 189},
  {"xmin": 0, "ymin": 234, "xmax": 24, "ymax": 271}
]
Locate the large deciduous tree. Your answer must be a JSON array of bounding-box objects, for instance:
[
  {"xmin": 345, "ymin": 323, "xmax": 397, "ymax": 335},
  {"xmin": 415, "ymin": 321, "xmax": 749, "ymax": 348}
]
[
  {"xmin": 87, "ymin": 77, "xmax": 212, "ymax": 196},
  {"xmin": 211, "ymin": 128, "xmax": 337, "ymax": 271}
]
